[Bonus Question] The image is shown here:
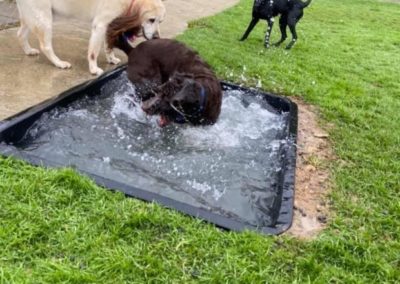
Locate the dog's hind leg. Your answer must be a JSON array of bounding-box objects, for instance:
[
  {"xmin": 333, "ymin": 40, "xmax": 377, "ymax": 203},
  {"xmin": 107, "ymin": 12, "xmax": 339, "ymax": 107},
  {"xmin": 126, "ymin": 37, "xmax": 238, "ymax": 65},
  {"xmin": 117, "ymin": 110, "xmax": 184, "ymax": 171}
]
[
  {"xmin": 264, "ymin": 18, "xmax": 274, "ymax": 48},
  {"xmin": 17, "ymin": 1, "xmax": 70, "ymax": 68},
  {"xmin": 240, "ymin": 18, "xmax": 259, "ymax": 41},
  {"xmin": 17, "ymin": 19, "xmax": 40, "ymax": 56},
  {"xmin": 285, "ymin": 11, "xmax": 303, "ymax": 49},
  {"xmin": 17, "ymin": 1, "xmax": 71, "ymax": 69},
  {"xmin": 273, "ymin": 15, "xmax": 288, "ymax": 47}
]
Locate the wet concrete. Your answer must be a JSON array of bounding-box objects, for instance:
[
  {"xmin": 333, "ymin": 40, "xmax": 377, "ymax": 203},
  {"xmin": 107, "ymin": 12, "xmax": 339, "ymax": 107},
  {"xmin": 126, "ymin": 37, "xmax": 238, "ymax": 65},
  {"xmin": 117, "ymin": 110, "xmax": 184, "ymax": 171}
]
[
  {"xmin": 0, "ymin": 0, "xmax": 238, "ymax": 120},
  {"xmin": 0, "ymin": 1, "xmax": 19, "ymax": 29}
]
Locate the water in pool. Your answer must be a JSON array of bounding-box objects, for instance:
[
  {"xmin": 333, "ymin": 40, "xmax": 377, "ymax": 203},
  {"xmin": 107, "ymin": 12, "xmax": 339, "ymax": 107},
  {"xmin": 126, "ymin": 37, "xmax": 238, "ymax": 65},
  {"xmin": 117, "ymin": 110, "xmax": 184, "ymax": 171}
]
[{"xmin": 14, "ymin": 72, "xmax": 290, "ymax": 227}]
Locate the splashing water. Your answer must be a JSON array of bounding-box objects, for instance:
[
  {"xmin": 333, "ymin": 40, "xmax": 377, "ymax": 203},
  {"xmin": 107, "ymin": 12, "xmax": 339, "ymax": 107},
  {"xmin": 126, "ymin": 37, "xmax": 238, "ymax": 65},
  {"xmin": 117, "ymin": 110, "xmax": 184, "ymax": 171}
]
[{"xmin": 15, "ymin": 72, "xmax": 290, "ymax": 227}]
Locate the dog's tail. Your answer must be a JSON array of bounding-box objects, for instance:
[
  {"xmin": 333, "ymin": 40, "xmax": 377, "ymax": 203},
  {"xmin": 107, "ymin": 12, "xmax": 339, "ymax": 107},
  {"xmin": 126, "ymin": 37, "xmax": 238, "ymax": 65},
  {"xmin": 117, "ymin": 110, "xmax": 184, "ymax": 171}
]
[
  {"xmin": 106, "ymin": 13, "xmax": 142, "ymax": 55},
  {"xmin": 301, "ymin": 0, "xmax": 312, "ymax": 8}
]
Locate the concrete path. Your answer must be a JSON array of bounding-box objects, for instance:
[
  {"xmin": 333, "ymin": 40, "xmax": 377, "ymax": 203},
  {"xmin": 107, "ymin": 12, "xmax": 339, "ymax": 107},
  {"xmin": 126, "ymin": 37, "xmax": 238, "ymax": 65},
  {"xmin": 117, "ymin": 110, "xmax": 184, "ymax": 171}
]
[
  {"xmin": 0, "ymin": 0, "xmax": 238, "ymax": 120},
  {"xmin": 0, "ymin": 1, "xmax": 18, "ymax": 30}
]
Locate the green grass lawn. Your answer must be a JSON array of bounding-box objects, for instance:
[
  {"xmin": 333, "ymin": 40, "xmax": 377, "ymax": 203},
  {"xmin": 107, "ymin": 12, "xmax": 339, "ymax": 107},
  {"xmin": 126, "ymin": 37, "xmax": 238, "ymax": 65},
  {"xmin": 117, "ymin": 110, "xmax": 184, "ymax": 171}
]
[{"xmin": 1, "ymin": 0, "xmax": 400, "ymax": 282}]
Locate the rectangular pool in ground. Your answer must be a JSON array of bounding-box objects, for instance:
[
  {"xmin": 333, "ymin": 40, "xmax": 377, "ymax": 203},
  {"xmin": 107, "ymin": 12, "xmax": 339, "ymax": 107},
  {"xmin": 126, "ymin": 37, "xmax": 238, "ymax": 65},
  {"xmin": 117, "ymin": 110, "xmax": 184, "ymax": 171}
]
[{"xmin": 0, "ymin": 65, "xmax": 297, "ymax": 235}]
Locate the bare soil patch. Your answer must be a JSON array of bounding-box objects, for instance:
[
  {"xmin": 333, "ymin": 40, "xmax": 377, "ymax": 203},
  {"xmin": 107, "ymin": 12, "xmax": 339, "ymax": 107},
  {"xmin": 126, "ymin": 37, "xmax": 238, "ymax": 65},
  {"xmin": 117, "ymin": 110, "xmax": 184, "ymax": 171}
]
[{"xmin": 286, "ymin": 98, "xmax": 335, "ymax": 239}]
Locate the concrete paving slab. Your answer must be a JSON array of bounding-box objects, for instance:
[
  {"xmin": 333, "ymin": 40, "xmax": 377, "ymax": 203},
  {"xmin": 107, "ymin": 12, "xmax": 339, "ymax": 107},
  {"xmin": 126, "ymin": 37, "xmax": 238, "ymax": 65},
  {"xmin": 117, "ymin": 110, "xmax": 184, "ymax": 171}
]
[
  {"xmin": 0, "ymin": 1, "xmax": 19, "ymax": 29},
  {"xmin": 0, "ymin": 1, "xmax": 19, "ymax": 18},
  {"xmin": 0, "ymin": 0, "xmax": 238, "ymax": 120}
]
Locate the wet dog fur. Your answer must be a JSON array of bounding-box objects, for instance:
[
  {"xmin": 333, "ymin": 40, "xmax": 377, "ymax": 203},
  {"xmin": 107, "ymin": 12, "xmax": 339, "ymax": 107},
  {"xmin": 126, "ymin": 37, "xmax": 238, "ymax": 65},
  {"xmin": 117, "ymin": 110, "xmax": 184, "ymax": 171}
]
[{"xmin": 106, "ymin": 25, "xmax": 222, "ymax": 127}]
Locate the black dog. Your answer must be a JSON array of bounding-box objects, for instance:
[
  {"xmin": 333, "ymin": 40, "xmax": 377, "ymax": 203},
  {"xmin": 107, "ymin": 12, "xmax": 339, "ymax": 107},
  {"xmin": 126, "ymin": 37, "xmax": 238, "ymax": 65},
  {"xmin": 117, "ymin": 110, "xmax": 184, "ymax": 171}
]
[{"xmin": 240, "ymin": 0, "xmax": 311, "ymax": 49}]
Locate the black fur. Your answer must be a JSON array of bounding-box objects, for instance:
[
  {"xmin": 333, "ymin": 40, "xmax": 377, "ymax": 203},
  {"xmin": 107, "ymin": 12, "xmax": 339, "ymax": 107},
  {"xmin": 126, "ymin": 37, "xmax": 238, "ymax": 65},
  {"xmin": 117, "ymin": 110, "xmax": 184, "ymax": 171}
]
[{"xmin": 240, "ymin": 0, "xmax": 311, "ymax": 49}]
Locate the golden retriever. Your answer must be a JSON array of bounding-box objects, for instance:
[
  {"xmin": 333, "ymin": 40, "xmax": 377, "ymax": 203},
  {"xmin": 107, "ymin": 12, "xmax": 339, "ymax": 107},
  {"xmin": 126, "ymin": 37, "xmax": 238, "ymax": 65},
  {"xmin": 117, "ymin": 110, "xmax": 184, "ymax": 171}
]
[{"xmin": 15, "ymin": 0, "xmax": 166, "ymax": 75}]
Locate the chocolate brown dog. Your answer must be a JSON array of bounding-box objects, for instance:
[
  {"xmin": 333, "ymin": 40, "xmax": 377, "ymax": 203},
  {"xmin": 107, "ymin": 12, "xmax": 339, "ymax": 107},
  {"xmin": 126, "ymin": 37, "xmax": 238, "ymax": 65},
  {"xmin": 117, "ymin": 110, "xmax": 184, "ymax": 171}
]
[{"xmin": 107, "ymin": 17, "xmax": 222, "ymax": 127}]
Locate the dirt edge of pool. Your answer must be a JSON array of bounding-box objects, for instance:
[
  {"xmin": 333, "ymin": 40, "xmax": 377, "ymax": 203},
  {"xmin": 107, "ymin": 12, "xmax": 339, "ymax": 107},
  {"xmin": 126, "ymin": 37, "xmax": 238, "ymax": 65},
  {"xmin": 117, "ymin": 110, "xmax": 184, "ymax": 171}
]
[{"xmin": 287, "ymin": 97, "xmax": 335, "ymax": 240}]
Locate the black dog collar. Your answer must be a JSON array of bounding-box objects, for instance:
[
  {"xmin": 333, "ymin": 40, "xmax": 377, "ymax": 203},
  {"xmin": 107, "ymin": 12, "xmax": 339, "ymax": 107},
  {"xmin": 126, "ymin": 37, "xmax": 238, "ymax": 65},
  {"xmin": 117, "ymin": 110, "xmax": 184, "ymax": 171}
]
[{"xmin": 173, "ymin": 85, "xmax": 207, "ymax": 124}]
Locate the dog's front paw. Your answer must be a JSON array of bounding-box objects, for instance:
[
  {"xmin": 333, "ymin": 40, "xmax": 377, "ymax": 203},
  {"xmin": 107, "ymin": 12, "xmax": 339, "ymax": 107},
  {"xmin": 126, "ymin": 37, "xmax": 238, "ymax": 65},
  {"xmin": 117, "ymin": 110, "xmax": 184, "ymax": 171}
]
[
  {"xmin": 106, "ymin": 54, "xmax": 121, "ymax": 65},
  {"xmin": 26, "ymin": 48, "xmax": 40, "ymax": 56},
  {"xmin": 285, "ymin": 43, "xmax": 295, "ymax": 50},
  {"xmin": 90, "ymin": 66, "xmax": 104, "ymax": 76},
  {"xmin": 109, "ymin": 57, "xmax": 121, "ymax": 65},
  {"xmin": 285, "ymin": 40, "xmax": 296, "ymax": 50},
  {"xmin": 56, "ymin": 60, "xmax": 72, "ymax": 69}
]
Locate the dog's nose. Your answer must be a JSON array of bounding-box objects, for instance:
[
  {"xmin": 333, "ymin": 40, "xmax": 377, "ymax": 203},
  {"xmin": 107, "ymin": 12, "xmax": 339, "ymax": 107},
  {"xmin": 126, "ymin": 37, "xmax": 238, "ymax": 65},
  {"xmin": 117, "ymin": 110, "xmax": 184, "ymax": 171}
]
[{"xmin": 153, "ymin": 32, "xmax": 160, "ymax": 39}]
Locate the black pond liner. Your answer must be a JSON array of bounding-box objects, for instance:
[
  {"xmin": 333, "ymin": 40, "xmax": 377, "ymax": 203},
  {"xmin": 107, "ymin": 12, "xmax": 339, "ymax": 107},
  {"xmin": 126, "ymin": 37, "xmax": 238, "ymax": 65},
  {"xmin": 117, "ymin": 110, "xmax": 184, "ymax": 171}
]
[{"xmin": 0, "ymin": 65, "xmax": 298, "ymax": 235}]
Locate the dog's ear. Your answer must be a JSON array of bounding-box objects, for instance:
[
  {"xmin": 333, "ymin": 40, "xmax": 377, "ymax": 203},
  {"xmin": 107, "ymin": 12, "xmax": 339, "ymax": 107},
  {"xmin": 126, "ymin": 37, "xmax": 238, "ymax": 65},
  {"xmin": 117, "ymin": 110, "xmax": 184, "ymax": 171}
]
[
  {"xmin": 107, "ymin": 12, "xmax": 143, "ymax": 49},
  {"xmin": 170, "ymin": 72, "xmax": 187, "ymax": 85},
  {"xmin": 171, "ymin": 79, "xmax": 200, "ymax": 106}
]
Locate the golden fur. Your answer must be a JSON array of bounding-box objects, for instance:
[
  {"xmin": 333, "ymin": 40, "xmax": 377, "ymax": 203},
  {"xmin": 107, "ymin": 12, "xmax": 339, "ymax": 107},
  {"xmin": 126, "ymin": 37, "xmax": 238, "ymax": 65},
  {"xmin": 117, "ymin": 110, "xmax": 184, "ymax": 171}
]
[{"xmin": 15, "ymin": 0, "xmax": 166, "ymax": 75}]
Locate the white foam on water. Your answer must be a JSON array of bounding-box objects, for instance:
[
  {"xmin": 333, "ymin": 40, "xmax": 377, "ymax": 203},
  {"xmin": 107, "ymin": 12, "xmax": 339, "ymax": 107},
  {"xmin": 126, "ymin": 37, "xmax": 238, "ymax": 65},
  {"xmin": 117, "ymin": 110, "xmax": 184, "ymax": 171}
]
[
  {"xmin": 186, "ymin": 179, "xmax": 225, "ymax": 201},
  {"xmin": 110, "ymin": 92, "xmax": 158, "ymax": 125},
  {"xmin": 68, "ymin": 109, "xmax": 88, "ymax": 118},
  {"xmin": 100, "ymin": 71, "xmax": 157, "ymax": 125},
  {"xmin": 182, "ymin": 91, "xmax": 283, "ymax": 148}
]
